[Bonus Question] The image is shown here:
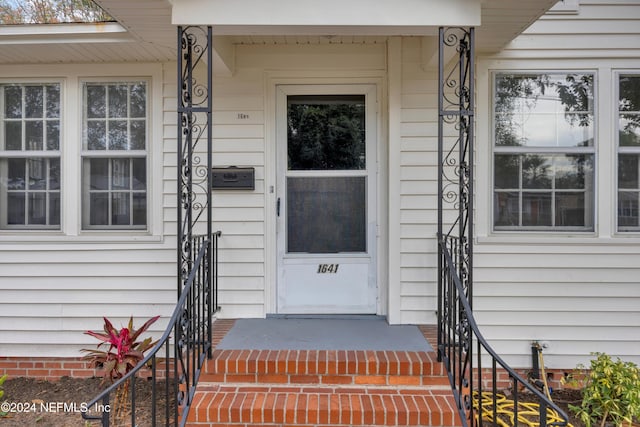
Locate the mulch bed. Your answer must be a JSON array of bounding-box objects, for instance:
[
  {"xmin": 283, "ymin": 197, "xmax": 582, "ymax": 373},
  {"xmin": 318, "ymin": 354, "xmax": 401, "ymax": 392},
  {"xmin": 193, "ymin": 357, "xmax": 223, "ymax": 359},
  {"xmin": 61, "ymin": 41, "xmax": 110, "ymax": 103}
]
[
  {"xmin": 1, "ymin": 376, "xmax": 175, "ymax": 427},
  {"xmin": 1, "ymin": 376, "xmax": 586, "ymax": 427}
]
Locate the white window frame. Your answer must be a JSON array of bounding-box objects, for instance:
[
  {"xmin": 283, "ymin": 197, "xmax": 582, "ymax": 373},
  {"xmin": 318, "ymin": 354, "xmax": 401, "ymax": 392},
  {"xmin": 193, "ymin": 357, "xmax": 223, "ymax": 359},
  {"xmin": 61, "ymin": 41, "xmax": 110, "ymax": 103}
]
[
  {"xmin": 80, "ymin": 79, "xmax": 150, "ymax": 231},
  {"xmin": 616, "ymin": 71, "xmax": 640, "ymax": 233},
  {"xmin": 491, "ymin": 70, "xmax": 597, "ymax": 232},
  {"xmin": 0, "ymin": 63, "xmax": 163, "ymax": 242},
  {"xmin": 0, "ymin": 80, "xmax": 63, "ymax": 230}
]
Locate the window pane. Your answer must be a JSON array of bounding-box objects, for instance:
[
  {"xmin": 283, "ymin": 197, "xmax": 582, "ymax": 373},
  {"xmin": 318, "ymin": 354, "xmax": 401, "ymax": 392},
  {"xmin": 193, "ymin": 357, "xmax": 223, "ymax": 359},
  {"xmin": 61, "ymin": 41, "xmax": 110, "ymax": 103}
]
[
  {"xmin": 82, "ymin": 81, "xmax": 147, "ymax": 230},
  {"xmin": 4, "ymin": 86, "xmax": 22, "ymax": 119},
  {"xmin": 49, "ymin": 192, "xmax": 60, "ymax": 226},
  {"xmin": 559, "ymin": 113, "xmax": 594, "ymax": 147},
  {"xmin": 25, "ymin": 120, "xmax": 43, "ymax": 150},
  {"xmin": 287, "ymin": 176, "xmax": 366, "ymax": 253},
  {"xmin": 28, "ymin": 158, "xmax": 46, "ymax": 190},
  {"xmin": 46, "ymin": 85, "xmax": 60, "ymax": 118},
  {"xmin": 90, "ymin": 158, "xmax": 109, "ymax": 190},
  {"xmin": 111, "ymin": 193, "xmax": 130, "ymax": 225},
  {"xmin": 522, "ymin": 155, "xmax": 552, "ymax": 189},
  {"xmin": 49, "ymin": 158, "xmax": 60, "ymax": 190},
  {"xmin": 8, "ymin": 158, "xmax": 25, "ymax": 190},
  {"xmin": 89, "ymin": 193, "xmax": 109, "ymax": 225},
  {"xmin": 7, "ymin": 193, "xmax": 25, "ymax": 224},
  {"xmin": 618, "ymin": 191, "xmax": 639, "ymax": 227},
  {"xmin": 87, "ymin": 121, "xmax": 106, "ymax": 150},
  {"xmin": 108, "ymin": 85, "xmax": 128, "ymax": 118},
  {"xmin": 46, "ymin": 121, "xmax": 60, "ymax": 150},
  {"xmin": 495, "ymin": 154, "xmax": 519, "ymax": 189},
  {"xmin": 556, "ymin": 154, "xmax": 593, "ymax": 189},
  {"xmin": 25, "ymin": 86, "xmax": 43, "ymax": 118},
  {"xmin": 494, "ymin": 192, "xmax": 519, "ymax": 226},
  {"xmin": 556, "ymin": 192, "xmax": 588, "ymax": 227},
  {"xmin": 111, "ymin": 158, "xmax": 130, "ymax": 189},
  {"xmin": 618, "ymin": 154, "xmax": 639, "ymax": 189},
  {"xmin": 1, "ymin": 84, "xmax": 60, "ymax": 230},
  {"xmin": 619, "ymin": 75, "xmax": 640, "ymax": 112},
  {"xmin": 5, "ymin": 121, "xmax": 22, "ymax": 150},
  {"xmin": 287, "ymin": 95, "xmax": 366, "ymax": 170},
  {"xmin": 619, "ymin": 114, "xmax": 640, "ymax": 146},
  {"xmin": 130, "ymin": 83, "xmax": 146, "ymax": 117},
  {"xmin": 132, "ymin": 158, "xmax": 146, "ymax": 190},
  {"xmin": 132, "ymin": 193, "xmax": 146, "ymax": 225},
  {"xmin": 86, "ymin": 85, "xmax": 106, "ymax": 118},
  {"xmin": 495, "ymin": 73, "xmax": 594, "ymax": 148},
  {"xmin": 108, "ymin": 120, "xmax": 127, "ymax": 150},
  {"xmin": 28, "ymin": 192, "xmax": 47, "ymax": 224},
  {"xmin": 130, "ymin": 120, "xmax": 146, "ymax": 150},
  {"xmin": 522, "ymin": 192, "xmax": 552, "ymax": 226}
]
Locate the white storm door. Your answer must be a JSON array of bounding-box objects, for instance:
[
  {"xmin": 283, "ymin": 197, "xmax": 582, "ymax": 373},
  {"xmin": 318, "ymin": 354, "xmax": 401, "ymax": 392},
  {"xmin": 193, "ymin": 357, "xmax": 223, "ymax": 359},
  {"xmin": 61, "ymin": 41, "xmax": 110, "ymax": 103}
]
[{"xmin": 276, "ymin": 85, "xmax": 377, "ymax": 314}]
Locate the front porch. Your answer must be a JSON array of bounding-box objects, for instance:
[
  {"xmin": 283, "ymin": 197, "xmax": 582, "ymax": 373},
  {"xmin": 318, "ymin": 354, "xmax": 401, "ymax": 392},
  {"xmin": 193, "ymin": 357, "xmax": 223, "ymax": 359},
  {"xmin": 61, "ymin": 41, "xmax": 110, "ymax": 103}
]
[{"xmin": 187, "ymin": 318, "xmax": 460, "ymax": 426}]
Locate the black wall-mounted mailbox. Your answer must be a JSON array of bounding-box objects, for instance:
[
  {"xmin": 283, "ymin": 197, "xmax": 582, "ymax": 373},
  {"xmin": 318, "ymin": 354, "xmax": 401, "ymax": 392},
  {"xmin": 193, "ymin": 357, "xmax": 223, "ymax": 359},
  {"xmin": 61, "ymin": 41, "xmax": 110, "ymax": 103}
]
[{"xmin": 212, "ymin": 166, "xmax": 255, "ymax": 190}]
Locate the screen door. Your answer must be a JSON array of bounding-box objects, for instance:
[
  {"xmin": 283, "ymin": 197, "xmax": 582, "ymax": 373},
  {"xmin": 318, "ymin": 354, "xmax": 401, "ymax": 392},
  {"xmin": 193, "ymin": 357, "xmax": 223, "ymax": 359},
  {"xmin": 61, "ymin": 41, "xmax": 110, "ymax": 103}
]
[{"xmin": 276, "ymin": 85, "xmax": 377, "ymax": 314}]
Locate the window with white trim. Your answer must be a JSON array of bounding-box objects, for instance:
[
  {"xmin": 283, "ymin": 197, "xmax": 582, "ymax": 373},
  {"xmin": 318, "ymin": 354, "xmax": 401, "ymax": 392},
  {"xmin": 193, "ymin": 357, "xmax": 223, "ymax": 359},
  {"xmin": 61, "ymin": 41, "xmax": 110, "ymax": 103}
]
[
  {"xmin": 82, "ymin": 81, "xmax": 148, "ymax": 229},
  {"xmin": 617, "ymin": 74, "xmax": 640, "ymax": 231},
  {"xmin": 493, "ymin": 73, "xmax": 595, "ymax": 231},
  {"xmin": 0, "ymin": 83, "xmax": 61, "ymax": 229}
]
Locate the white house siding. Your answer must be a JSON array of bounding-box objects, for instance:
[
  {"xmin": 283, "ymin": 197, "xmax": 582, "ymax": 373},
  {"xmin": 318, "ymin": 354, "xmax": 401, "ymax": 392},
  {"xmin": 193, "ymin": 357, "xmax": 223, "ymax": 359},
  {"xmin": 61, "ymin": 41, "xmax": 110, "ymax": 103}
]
[
  {"xmin": 208, "ymin": 43, "xmax": 388, "ymax": 318},
  {"xmin": 474, "ymin": 0, "xmax": 640, "ymax": 368},
  {"xmin": 209, "ymin": 64, "xmax": 267, "ymax": 319},
  {"xmin": 0, "ymin": 63, "xmax": 175, "ymax": 358},
  {"xmin": 397, "ymin": 37, "xmax": 440, "ymax": 325}
]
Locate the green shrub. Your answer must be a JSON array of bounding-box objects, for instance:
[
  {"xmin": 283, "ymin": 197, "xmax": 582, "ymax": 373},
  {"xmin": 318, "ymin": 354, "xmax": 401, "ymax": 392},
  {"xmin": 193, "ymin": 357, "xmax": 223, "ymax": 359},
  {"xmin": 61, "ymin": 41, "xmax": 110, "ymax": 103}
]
[
  {"xmin": 568, "ymin": 352, "xmax": 640, "ymax": 427},
  {"xmin": 0, "ymin": 374, "xmax": 7, "ymax": 416}
]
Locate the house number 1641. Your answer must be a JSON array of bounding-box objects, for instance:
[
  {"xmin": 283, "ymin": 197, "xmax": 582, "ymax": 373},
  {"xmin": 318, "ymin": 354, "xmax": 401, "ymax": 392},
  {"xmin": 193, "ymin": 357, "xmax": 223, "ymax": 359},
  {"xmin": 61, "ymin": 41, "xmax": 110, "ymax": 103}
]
[{"xmin": 317, "ymin": 264, "xmax": 339, "ymax": 274}]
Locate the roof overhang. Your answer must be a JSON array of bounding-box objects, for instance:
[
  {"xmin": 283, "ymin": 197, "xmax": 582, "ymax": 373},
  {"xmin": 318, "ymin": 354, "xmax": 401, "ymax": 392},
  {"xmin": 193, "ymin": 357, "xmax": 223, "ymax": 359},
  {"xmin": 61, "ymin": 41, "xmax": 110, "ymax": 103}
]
[
  {"xmin": 0, "ymin": 0, "xmax": 559, "ymax": 68},
  {"xmin": 170, "ymin": 0, "xmax": 481, "ymax": 35},
  {"xmin": 0, "ymin": 22, "xmax": 131, "ymax": 44}
]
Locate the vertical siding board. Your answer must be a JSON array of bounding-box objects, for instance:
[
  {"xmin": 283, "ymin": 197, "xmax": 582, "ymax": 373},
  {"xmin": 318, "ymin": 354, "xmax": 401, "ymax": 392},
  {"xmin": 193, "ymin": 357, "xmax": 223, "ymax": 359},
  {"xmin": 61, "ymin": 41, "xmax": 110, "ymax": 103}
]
[{"xmin": 399, "ymin": 37, "xmax": 439, "ymax": 325}]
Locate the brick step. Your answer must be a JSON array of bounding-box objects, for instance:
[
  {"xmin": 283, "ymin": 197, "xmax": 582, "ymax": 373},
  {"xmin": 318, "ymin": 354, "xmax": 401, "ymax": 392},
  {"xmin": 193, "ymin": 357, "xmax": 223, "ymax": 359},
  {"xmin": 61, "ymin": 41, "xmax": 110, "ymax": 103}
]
[
  {"xmin": 202, "ymin": 349, "xmax": 450, "ymax": 387},
  {"xmin": 187, "ymin": 384, "xmax": 460, "ymax": 426}
]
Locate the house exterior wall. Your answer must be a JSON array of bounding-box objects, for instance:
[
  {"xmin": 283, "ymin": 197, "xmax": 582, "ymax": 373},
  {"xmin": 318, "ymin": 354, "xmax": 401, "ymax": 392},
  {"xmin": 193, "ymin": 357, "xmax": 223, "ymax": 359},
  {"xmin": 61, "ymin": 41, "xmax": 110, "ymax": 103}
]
[
  {"xmin": 393, "ymin": 37, "xmax": 440, "ymax": 325},
  {"xmin": 213, "ymin": 43, "xmax": 389, "ymax": 318},
  {"xmin": 0, "ymin": 62, "xmax": 175, "ymax": 357},
  {"xmin": 1, "ymin": 0, "xmax": 638, "ymax": 368},
  {"xmin": 474, "ymin": 0, "xmax": 640, "ymax": 368}
]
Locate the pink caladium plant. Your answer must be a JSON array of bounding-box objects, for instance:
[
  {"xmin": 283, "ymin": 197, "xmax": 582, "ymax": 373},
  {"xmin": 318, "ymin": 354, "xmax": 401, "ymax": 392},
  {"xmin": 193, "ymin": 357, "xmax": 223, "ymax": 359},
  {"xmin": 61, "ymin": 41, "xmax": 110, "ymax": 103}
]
[{"xmin": 82, "ymin": 316, "xmax": 160, "ymax": 384}]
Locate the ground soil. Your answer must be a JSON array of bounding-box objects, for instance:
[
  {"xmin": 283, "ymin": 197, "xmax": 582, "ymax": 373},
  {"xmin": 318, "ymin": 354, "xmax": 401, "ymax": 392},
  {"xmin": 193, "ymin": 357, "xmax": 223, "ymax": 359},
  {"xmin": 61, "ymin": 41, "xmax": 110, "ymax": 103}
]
[
  {"xmin": 1, "ymin": 376, "xmax": 586, "ymax": 427},
  {"xmin": 1, "ymin": 376, "xmax": 173, "ymax": 427},
  {"xmin": 518, "ymin": 388, "xmax": 585, "ymax": 427}
]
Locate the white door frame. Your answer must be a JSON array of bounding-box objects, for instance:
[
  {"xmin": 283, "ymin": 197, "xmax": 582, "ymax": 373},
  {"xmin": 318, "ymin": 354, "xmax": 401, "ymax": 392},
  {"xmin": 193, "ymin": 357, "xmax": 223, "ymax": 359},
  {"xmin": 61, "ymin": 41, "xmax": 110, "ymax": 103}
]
[{"xmin": 273, "ymin": 83, "xmax": 379, "ymax": 314}]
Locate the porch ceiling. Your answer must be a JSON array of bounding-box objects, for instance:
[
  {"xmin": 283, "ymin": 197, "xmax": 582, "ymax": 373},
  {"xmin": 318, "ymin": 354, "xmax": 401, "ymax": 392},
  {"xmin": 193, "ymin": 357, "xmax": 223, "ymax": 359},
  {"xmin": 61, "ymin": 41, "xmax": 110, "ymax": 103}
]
[{"xmin": 0, "ymin": 0, "xmax": 558, "ymax": 65}]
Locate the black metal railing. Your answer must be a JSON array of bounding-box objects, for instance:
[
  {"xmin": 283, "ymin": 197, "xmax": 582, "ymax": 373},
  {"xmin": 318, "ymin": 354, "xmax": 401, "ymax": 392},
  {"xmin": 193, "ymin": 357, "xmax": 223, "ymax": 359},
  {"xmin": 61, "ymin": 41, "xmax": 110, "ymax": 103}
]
[
  {"xmin": 436, "ymin": 26, "xmax": 570, "ymax": 427},
  {"xmin": 82, "ymin": 232, "xmax": 220, "ymax": 427},
  {"xmin": 439, "ymin": 235, "xmax": 570, "ymax": 427}
]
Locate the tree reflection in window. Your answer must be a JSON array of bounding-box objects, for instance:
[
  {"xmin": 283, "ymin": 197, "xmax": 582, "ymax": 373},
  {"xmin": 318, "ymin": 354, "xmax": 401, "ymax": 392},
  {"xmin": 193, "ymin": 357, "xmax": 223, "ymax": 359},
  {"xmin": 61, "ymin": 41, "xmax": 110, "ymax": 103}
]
[
  {"xmin": 618, "ymin": 75, "xmax": 640, "ymax": 230},
  {"xmin": 493, "ymin": 73, "xmax": 595, "ymax": 231},
  {"xmin": 287, "ymin": 95, "xmax": 365, "ymax": 171}
]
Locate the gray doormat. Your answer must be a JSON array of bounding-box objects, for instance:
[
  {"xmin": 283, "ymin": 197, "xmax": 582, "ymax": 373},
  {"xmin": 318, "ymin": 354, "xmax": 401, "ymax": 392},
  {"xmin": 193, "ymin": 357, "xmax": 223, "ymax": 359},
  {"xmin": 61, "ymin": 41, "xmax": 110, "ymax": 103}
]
[{"xmin": 216, "ymin": 318, "xmax": 433, "ymax": 351}]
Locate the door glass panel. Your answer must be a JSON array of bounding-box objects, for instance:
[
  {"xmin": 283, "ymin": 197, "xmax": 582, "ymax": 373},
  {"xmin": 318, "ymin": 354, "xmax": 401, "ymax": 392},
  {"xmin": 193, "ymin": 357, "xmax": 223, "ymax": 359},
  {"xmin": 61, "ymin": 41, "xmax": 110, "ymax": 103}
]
[
  {"xmin": 287, "ymin": 176, "xmax": 366, "ymax": 253},
  {"xmin": 287, "ymin": 95, "xmax": 365, "ymax": 170}
]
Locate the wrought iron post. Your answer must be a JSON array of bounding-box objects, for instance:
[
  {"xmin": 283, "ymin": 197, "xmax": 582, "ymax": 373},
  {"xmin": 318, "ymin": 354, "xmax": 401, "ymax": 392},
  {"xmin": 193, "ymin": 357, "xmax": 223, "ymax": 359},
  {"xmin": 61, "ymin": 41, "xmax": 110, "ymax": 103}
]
[
  {"xmin": 177, "ymin": 25, "xmax": 214, "ymax": 416},
  {"xmin": 437, "ymin": 26, "xmax": 475, "ymax": 351},
  {"xmin": 437, "ymin": 26, "xmax": 475, "ymax": 420},
  {"xmin": 177, "ymin": 25, "xmax": 213, "ymax": 296}
]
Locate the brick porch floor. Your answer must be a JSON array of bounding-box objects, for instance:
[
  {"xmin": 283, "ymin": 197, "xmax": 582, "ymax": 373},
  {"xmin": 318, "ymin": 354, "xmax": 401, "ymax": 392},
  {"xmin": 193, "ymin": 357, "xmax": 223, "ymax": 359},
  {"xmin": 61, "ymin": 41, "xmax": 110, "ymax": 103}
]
[{"xmin": 186, "ymin": 319, "xmax": 461, "ymax": 427}]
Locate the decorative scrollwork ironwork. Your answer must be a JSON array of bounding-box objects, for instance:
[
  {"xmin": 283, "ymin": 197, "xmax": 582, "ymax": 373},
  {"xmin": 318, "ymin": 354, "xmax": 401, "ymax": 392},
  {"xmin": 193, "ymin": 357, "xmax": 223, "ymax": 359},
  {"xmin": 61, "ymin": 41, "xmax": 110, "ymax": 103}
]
[
  {"xmin": 437, "ymin": 26, "xmax": 475, "ymax": 425},
  {"xmin": 437, "ymin": 27, "xmax": 569, "ymax": 427},
  {"xmin": 178, "ymin": 25, "xmax": 213, "ymax": 292}
]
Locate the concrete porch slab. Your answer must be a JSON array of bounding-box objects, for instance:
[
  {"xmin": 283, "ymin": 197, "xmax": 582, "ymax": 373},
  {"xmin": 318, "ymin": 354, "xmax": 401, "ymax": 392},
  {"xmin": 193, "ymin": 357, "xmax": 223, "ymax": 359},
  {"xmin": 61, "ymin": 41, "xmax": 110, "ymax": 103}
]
[{"xmin": 216, "ymin": 317, "xmax": 434, "ymax": 351}]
